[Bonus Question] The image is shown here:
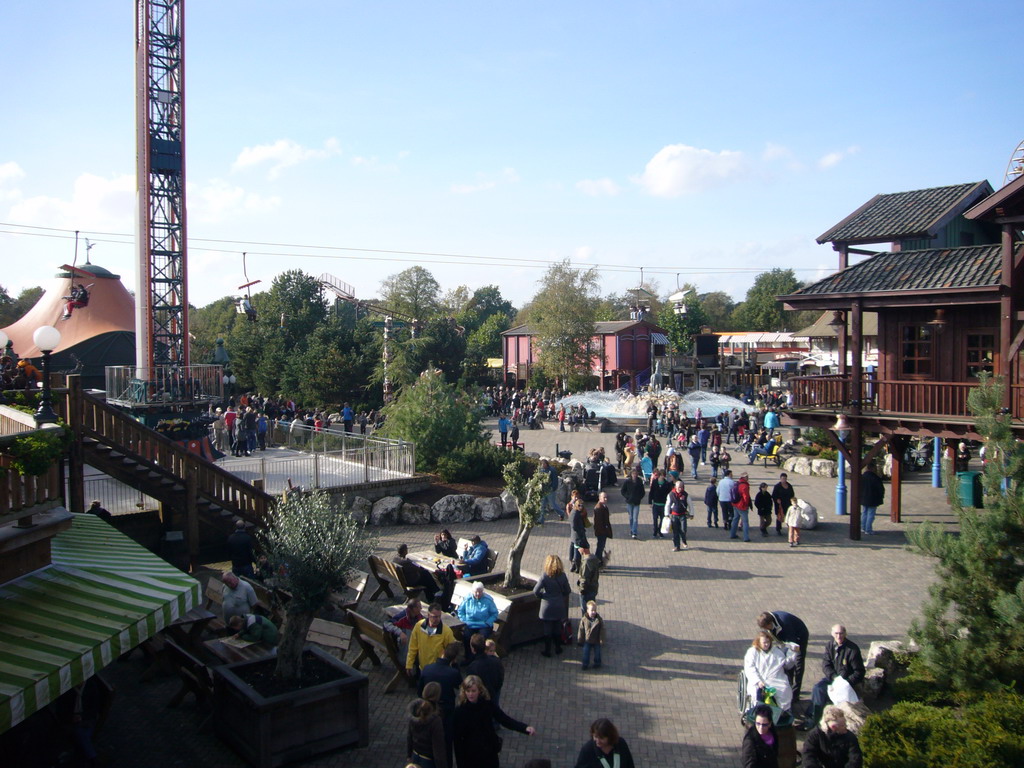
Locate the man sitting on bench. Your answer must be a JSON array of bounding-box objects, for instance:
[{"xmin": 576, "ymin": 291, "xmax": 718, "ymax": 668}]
[
  {"xmin": 749, "ymin": 434, "xmax": 779, "ymax": 465},
  {"xmin": 393, "ymin": 544, "xmax": 442, "ymax": 601},
  {"xmin": 460, "ymin": 535, "xmax": 490, "ymax": 577}
]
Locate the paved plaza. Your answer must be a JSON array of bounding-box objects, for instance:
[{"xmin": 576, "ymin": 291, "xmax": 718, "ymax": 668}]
[{"xmin": 92, "ymin": 418, "xmax": 954, "ymax": 768}]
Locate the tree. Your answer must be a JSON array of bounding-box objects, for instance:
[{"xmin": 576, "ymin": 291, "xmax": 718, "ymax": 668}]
[
  {"xmin": 259, "ymin": 491, "xmax": 376, "ymax": 683},
  {"xmin": 466, "ymin": 312, "xmax": 510, "ymax": 361},
  {"xmin": 501, "ymin": 458, "xmax": 546, "ymax": 589},
  {"xmin": 657, "ymin": 285, "xmax": 709, "ymax": 354},
  {"xmin": 699, "ymin": 291, "xmax": 736, "ymax": 332},
  {"xmin": 906, "ymin": 376, "xmax": 1024, "ymax": 692},
  {"xmin": 378, "ymin": 266, "xmax": 441, "ymax": 321},
  {"xmin": 377, "ymin": 367, "xmax": 487, "ymax": 471},
  {"xmin": 0, "ymin": 285, "xmax": 43, "ymax": 328},
  {"xmin": 523, "ymin": 260, "xmax": 600, "ymax": 389},
  {"xmin": 730, "ymin": 268, "xmax": 802, "ymax": 331}
]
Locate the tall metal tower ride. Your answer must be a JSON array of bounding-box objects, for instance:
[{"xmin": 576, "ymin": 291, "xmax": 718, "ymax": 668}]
[{"xmin": 135, "ymin": 0, "xmax": 189, "ymax": 376}]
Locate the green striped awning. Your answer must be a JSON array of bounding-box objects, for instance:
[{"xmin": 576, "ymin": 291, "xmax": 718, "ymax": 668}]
[{"xmin": 0, "ymin": 513, "xmax": 200, "ymax": 734}]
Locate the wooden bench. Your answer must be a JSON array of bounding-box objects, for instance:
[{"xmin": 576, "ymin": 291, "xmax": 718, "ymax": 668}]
[
  {"xmin": 346, "ymin": 609, "xmax": 407, "ymax": 693},
  {"xmin": 203, "ymin": 578, "xmax": 227, "ymax": 633},
  {"xmin": 367, "ymin": 555, "xmax": 425, "ymax": 602},
  {"xmin": 328, "ymin": 569, "xmax": 368, "ymax": 613},
  {"xmin": 306, "ymin": 618, "xmax": 353, "ymax": 660},
  {"xmin": 165, "ymin": 637, "xmax": 215, "ymax": 724}
]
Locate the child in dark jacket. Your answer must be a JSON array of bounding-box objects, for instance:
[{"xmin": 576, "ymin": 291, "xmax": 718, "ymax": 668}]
[
  {"xmin": 577, "ymin": 600, "xmax": 605, "ymax": 671},
  {"xmin": 704, "ymin": 480, "xmax": 719, "ymax": 528},
  {"xmin": 755, "ymin": 482, "xmax": 774, "ymax": 536}
]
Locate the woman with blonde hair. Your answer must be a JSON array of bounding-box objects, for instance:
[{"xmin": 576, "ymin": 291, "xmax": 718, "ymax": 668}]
[
  {"xmin": 533, "ymin": 555, "xmax": 571, "ymax": 658},
  {"xmin": 452, "ymin": 675, "xmax": 534, "ymax": 768},
  {"xmin": 801, "ymin": 705, "xmax": 862, "ymax": 768}
]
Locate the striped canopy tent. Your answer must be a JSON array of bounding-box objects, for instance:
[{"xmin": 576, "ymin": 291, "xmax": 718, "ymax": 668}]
[{"xmin": 0, "ymin": 514, "xmax": 200, "ymax": 734}]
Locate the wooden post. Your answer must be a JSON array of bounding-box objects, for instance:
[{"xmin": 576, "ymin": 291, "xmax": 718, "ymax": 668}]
[
  {"xmin": 849, "ymin": 425, "xmax": 862, "ymax": 540},
  {"xmin": 186, "ymin": 465, "xmax": 199, "ymax": 573},
  {"xmin": 889, "ymin": 437, "xmax": 904, "ymax": 523},
  {"xmin": 66, "ymin": 375, "xmax": 85, "ymax": 514},
  {"xmin": 1000, "ymin": 223, "xmax": 1014, "ymax": 411}
]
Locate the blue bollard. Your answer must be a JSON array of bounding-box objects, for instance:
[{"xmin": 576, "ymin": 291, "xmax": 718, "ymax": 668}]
[{"xmin": 932, "ymin": 436, "xmax": 942, "ymax": 488}]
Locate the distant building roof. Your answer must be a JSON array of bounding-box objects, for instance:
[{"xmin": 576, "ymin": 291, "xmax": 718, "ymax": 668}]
[
  {"xmin": 502, "ymin": 320, "xmax": 665, "ymax": 336},
  {"xmin": 717, "ymin": 333, "xmax": 798, "ymax": 344},
  {"xmin": 816, "ymin": 181, "xmax": 993, "ymax": 245},
  {"xmin": 794, "ymin": 311, "xmax": 879, "ymax": 338},
  {"xmin": 789, "ymin": 244, "xmax": 1001, "ymax": 297}
]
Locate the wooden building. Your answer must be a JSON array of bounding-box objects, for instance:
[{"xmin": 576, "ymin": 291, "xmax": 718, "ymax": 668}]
[
  {"xmin": 501, "ymin": 320, "xmax": 668, "ymax": 392},
  {"xmin": 779, "ymin": 178, "xmax": 1023, "ymax": 538}
]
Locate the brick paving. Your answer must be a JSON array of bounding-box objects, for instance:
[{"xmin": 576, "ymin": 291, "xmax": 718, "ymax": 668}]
[{"xmin": 93, "ymin": 419, "xmax": 955, "ymax": 768}]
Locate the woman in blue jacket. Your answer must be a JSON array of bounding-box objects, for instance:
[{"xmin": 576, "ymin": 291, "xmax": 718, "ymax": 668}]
[{"xmin": 457, "ymin": 582, "xmax": 499, "ymax": 662}]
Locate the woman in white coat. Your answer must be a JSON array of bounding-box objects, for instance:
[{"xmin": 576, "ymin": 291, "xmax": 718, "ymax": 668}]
[{"xmin": 744, "ymin": 630, "xmax": 799, "ymax": 712}]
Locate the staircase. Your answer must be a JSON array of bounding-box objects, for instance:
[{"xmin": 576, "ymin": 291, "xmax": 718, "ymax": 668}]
[{"xmin": 65, "ymin": 378, "xmax": 273, "ymax": 564}]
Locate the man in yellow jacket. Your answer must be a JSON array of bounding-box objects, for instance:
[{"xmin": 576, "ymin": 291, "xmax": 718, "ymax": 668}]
[{"xmin": 406, "ymin": 602, "xmax": 455, "ymax": 677}]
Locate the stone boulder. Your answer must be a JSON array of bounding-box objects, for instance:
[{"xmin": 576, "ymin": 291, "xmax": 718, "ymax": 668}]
[
  {"xmin": 370, "ymin": 496, "xmax": 403, "ymax": 526},
  {"xmin": 810, "ymin": 458, "xmax": 837, "ymax": 478},
  {"xmin": 500, "ymin": 489, "xmax": 520, "ymax": 519},
  {"xmin": 399, "ymin": 502, "xmax": 431, "ymax": 526},
  {"xmin": 348, "ymin": 496, "xmax": 372, "ymax": 525},
  {"xmin": 862, "ymin": 668, "xmax": 885, "ymax": 702},
  {"xmin": 866, "ymin": 640, "xmax": 903, "ymax": 675},
  {"xmin": 783, "ymin": 455, "xmax": 812, "ymax": 476},
  {"xmin": 474, "ymin": 497, "xmax": 504, "ymax": 522},
  {"xmin": 431, "ymin": 494, "xmax": 477, "ymax": 524}
]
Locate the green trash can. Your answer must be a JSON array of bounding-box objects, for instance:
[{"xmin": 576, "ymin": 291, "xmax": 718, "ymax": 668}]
[{"xmin": 956, "ymin": 471, "xmax": 983, "ymax": 508}]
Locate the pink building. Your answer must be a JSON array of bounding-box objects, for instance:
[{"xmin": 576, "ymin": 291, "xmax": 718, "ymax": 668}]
[{"xmin": 501, "ymin": 320, "xmax": 668, "ymax": 392}]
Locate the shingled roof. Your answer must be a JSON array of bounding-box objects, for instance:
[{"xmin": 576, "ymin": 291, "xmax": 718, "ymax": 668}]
[
  {"xmin": 791, "ymin": 244, "xmax": 1002, "ymax": 297},
  {"xmin": 816, "ymin": 181, "xmax": 993, "ymax": 245}
]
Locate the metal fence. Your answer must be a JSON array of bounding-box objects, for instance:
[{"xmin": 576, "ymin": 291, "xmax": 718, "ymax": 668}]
[
  {"xmin": 105, "ymin": 364, "xmax": 224, "ymax": 408},
  {"xmin": 217, "ymin": 422, "xmax": 416, "ymax": 495},
  {"xmin": 80, "ymin": 470, "xmax": 160, "ymax": 515}
]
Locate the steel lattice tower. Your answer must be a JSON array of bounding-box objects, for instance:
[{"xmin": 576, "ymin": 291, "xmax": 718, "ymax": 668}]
[{"xmin": 135, "ymin": 0, "xmax": 189, "ymax": 374}]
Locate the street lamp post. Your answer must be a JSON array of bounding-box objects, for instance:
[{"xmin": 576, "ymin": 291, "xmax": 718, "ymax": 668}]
[
  {"xmin": 222, "ymin": 372, "xmax": 237, "ymax": 402},
  {"xmin": 833, "ymin": 412, "xmax": 850, "ymax": 515},
  {"xmin": 33, "ymin": 325, "xmax": 62, "ymax": 426},
  {"xmin": 0, "ymin": 329, "xmax": 8, "ymax": 404}
]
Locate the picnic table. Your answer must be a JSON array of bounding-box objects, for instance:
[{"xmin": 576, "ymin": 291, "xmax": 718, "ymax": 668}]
[
  {"xmin": 383, "ymin": 603, "xmax": 466, "ymax": 639},
  {"xmin": 203, "ymin": 636, "xmax": 276, "ymax": 665},
  {"xmin": 408, "ymin": 551, "xmax": 463, "ymax": 573}
]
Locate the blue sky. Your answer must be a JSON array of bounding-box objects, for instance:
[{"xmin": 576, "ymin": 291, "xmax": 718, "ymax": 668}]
[{"xmin": 2, "ymin": 1, "xmax": 1022, "ymax": 313}]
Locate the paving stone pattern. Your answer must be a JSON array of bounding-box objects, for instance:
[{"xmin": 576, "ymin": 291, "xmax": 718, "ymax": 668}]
[{"xmin": 96, "ymin": 419, "xmax": 955, "ymax": 768}]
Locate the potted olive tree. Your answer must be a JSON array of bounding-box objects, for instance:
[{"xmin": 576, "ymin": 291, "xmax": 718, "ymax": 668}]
[{"xmin": 212, "ymin": 491, "xmax": 376, "ymax": 768}]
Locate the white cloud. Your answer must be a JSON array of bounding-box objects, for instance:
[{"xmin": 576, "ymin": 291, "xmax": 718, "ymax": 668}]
[
  {"xmin": 8, "ymin": 172, "xmax": 134, "ymax": 230},
  {"xmin": 634, "ymin": 144, "xmax": 745, "ymax": 197},
  {"xmin": 450, "ymin": 167, "xmax": 520, "ymax": 195},
  {"xmin": 574, "ymin": 246, "xmax": 596, "ymax": 261},
  {"xmin": 187, "ymin": 178, "xmax": 281, "ymax": 224},
  {"xmin": 576, "ymin": 178, "xmax": 621, "ymax": 197},
  {"xmin": 0, "ymin": 161, "xmax": 25, "ymax": 202},
  {"xmin": 232, "ymin": 137, "xmax": 341, "ymax": 179},
  {"xmin": 818, "ymin": 145, "xmax": 860, "ymax": 170}
]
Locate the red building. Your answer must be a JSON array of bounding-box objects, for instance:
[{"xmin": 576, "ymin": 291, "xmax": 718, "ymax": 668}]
[{"xmin": 501, "ymin": 320, "xmax": 668, "ymax": 392}]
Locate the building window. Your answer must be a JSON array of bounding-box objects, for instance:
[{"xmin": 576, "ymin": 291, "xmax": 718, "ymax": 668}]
[
  {"xmin": 901, "ymin": 325, "xmax": 932, "ymax": 378},
  {"xmin": 966, "ymin": 332, "xmax": 995, "ymax": 378}
]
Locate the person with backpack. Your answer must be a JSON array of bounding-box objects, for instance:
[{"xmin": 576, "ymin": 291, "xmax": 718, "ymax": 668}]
[{"xmin": 666, "ymin": 480, "xmax": 690, "ymax": 552}]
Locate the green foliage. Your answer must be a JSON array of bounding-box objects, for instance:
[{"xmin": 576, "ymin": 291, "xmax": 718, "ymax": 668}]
[
  {"xmin": 699, "ymin": 291, "xmax": 736, "ymax": 332},
  {"xmin": 378, "ymin": 368, "xmax": 486, "ymax": 472},
  {"xmin": 906, "ymin": 375, "xmax": 1024, "ymax": 692},
  {"xmin": 889, "ymin": 657, "xmax": 965, "ymax": 708},
  {"xmin": 501, "ymin": 456, "xmax": 548, "ymax": 588},
  {"xmin": 466, "ymin": 312, "xmax": 511, "ymax": 361},
  {"xmin": 818, "ymin": 448, "xmax": 838, "ymax": 462},
  {"xmin": 522, "ymin": 259, "xmax": 600, "ymax": 386},
  {"xmin": 259, "ymin": 491, "xmax": 376, "ymax": 682},
  {"xmin": 804, "ymin": 426, "xmax": 832, "ymax": 446},
  {"xmin": 0, "ymin": 285, "xmax": 44, "ymax": 327},
  {"xmin": 860, "ymin": 693, "xmax": 1024, "ymax": 768},
  {"xmin": 800, "ymin": 445, "xmax": 821, "ymax": 456},
  {"xmin": 435, "ymin": 441, "xmax": 510, "ymax": 483},
  {"xmin": 1, "ymin": 425, "xmax": 73, "ymax": 476},
  {"xmin": 656, "ymin": 287, "xmax": 709, "ymax": 354},
  {"xmin": 730, "ymin": 268, "xmax": 802, "ymax": 331},
  {"xmin": 378, "ymin": 266, "xmax": 442, "ymax": 320}
]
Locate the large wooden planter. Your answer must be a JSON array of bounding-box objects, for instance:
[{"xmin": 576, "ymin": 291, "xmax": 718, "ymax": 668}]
[
  {"xmin": 462, "ymin": 571, "xmax": 546, "ymax": 652},
  {"xmin": 212, "ymin": 646, "xmax": 369, "ymax": 768}
]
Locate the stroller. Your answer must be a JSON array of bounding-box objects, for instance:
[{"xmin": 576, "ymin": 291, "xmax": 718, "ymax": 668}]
[{"xmin": 582, "ymin": 462, "xmax": 602, "ymax": 501}]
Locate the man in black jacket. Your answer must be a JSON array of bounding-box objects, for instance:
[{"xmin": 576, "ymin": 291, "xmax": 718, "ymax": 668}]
[
  {"xmin": 807, "ymin": 624, "xmax": 865, "ymax": 727},
  {"xmin": 860, "ymin": 465, "xmax": 885, "ymax": 536},
  {"xmin": 648, "ymin": 469, "xmax": 672, "ymax": 538},
  {"xmin": 419, "ymin": 642, "xmax": 462, "ymax": 766},
  {"xmin": 620, "ymin": 468, "xmax": 646, "ymax": 539}
]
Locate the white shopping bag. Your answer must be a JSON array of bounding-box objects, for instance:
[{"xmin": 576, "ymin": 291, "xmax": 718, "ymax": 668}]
[{"xmin": 827, "ymin": 675, "xmax": 859, "ymax": 704}]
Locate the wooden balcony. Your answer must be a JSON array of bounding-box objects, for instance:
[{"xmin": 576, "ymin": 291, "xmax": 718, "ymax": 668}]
[{"xmin": 788, "ymin": 375, "xmax": 1024, "ymax": 427}]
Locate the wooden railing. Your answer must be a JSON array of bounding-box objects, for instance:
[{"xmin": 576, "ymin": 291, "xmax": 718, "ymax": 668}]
[
  {"xmin": 790, "ymin": 375, "xmax": 978, "ymax": 419},
  {"xmin": 0, "ymin": 406, "xmax": 64, "ymax": 524},
  {"xmin": 68, "ymin": 382, "xmax": 273, "ymax": 525}
]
